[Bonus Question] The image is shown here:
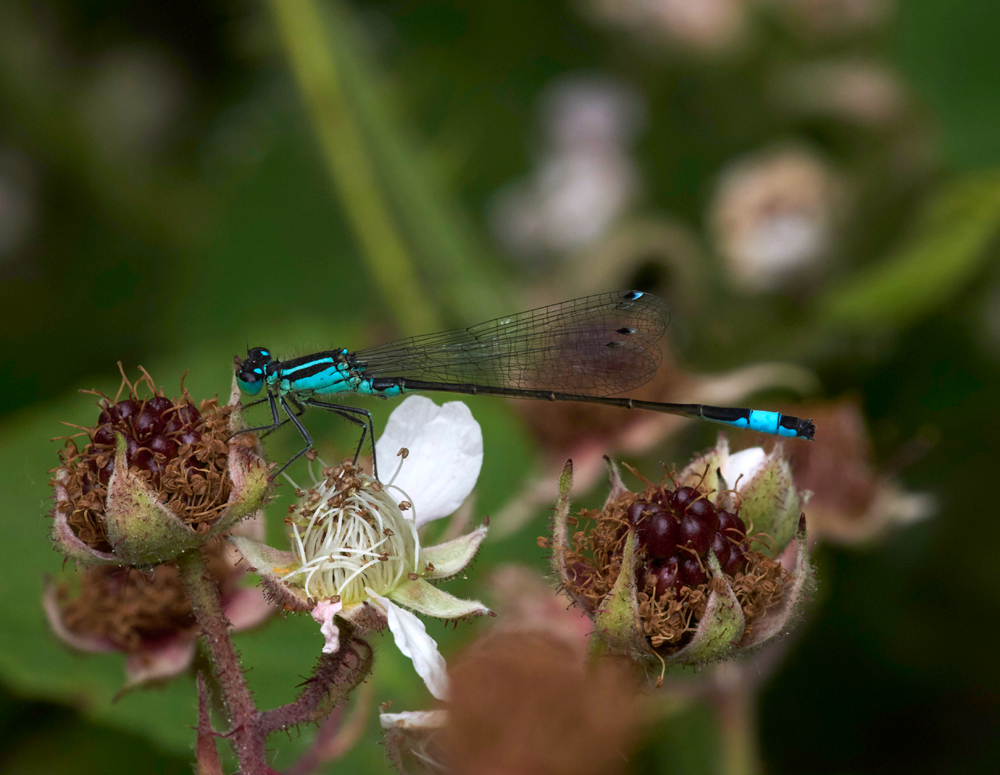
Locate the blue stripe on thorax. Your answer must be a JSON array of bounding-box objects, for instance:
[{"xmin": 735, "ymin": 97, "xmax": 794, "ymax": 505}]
[{"xmin": 282, "ymin": 361, "xmax": 353, "ymax": 394}]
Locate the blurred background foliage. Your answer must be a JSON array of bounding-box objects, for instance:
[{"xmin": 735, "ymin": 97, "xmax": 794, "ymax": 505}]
[{"xmin": 1, "ymin": 0, "xmax": 999, "ymax": 772}]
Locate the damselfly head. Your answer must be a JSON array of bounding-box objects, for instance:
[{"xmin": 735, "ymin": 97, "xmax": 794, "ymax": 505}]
[{"xmin": 236, "ymin": 347, "xmax": 272, "ymax": 396}]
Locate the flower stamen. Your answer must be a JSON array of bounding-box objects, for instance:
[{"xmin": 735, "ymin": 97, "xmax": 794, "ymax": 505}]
[{"xmin": 282, "ymin": 463, "xmax": 420, "ymax": 603}]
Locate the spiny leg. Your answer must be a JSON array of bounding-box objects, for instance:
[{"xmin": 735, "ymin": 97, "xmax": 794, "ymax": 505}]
[
  {"xmin": 304, "ymin": 400, "xmax": 378, "ymax": 479},
  {"xmin": 229, "ymin": 392, "xmax": 282, "ymax": 442},
  {"xmin": 256, "ymin": 394, "xmax": 306, "ymax": 439},
  {"xmin": 326, "ymin": 408, "xmax": 369, "ymax": 469},
  {"xmin": 269, "ymin": 397, "xmax": 316, "ymax": 480}
]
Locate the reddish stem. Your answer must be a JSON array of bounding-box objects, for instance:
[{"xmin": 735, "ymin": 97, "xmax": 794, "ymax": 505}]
[{"xmin": 177, "ymin": 548, "xmax": 266, "ymax": 774}]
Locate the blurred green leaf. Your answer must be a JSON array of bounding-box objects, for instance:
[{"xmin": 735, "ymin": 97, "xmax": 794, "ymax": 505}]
[
  {"xmin": 818, "ymin": 171, "xmax": 1000, "ymax": 332},
  {"xmin": 0, "ymin": 344, "xmax": 533, "ymax": 762}
]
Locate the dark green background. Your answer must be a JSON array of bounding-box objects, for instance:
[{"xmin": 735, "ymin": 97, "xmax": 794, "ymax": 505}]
[{"xmin": 1, "ymin": 1, "xmax": 998, "ymax": 772}]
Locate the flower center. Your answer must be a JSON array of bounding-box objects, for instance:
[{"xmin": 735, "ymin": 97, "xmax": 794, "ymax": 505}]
[{"xmin": 283, "ymin": 465, "xmax": 420, "ymax": 604}]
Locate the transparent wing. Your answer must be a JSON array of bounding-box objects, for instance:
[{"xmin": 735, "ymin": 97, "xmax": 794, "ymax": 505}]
[{"xmin": 352, "ymin": 291, "xmax": 670, "ymax": 396}]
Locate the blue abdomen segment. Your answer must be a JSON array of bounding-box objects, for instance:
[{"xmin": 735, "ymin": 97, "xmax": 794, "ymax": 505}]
[{"xmin": 701, "ymin": 406, "xmax": 813, "ymax": 439}]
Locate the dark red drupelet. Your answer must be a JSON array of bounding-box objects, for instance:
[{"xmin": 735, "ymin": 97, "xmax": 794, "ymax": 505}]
[
  {"xmin": 90, "ymin": 396, "xmax": 203, "ymax": 485},
  {"xmin": 632, "ymin": 486, "xmax": 750, "ymax": 597}
]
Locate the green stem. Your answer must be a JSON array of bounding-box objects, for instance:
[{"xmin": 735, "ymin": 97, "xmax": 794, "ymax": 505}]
[
  {"xmin": 177, "ymin": 549, "xmax": 266, "ymax": 775},
  {"xmin": 266, "ymin": 0, "xmax": 440, "ymax": 334},
  {"xmin": 715, "ymin": 681, "xmax": 760, "ymax": 775}
]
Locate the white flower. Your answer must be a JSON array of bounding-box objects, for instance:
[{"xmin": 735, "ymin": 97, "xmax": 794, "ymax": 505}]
[
  {"xmin": 719, "ymin": 446, "xmax": 768, "ymax": 491},
  {"xmin": 709, "ymin": 146, "xmax": 842, "ymax": 292},
  {"xmin": 231, "ymin": 396, "xmax": 491, "ymax": 701},
  {"xmin": 380, "ymin": 710, "xmax": 449, "ymax": 775}
]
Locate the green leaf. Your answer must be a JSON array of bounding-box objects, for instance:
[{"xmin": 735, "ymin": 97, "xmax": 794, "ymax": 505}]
[{"xmin": 819, "ymin": 171, "xmax": 1000, "ymax": 331}]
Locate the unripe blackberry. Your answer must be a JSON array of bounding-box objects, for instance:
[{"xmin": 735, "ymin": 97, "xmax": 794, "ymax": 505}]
[
  {"xmin": 671, "ymin": 486, "xmax": 698, "ymax": 512},
  {"xmin": 724, "ymin": 541, "xmax": 749, "ymax": 576},
  {"xmin": 88, "ymin": 394, "xmax": 206, "ymax": 486},
  {"xmin": 685, "ymin": 496, "xmax": 719, "ymax": 532},
  {"xmin": 51, "ymin": 368, "xmax": 250, "ymax": 556},
  {"xmin": 552, "ymin": 445, "xmax": 809, "ymax": 670},
  {"xmin": 627, "ymin": 500, "xmax": 655, "ymax": 526},
  {"xmin": 645, "ymin": 512, "xmax": 680, "ymax": 559},
  {"xmin": 711, "ymin": 532, "xmax": 731, "ymax": 568},
  {"xmin": 717, "ymin": 509, "xmax": 747, "ymax": 538}
]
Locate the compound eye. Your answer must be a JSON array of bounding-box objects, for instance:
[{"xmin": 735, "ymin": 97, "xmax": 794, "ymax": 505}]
[{"xmin": 237, "ymin": 369, "xmax": 264, "ymax": 396}]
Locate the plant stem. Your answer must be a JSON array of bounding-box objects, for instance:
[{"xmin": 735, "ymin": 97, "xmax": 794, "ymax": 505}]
[
  {"xmin": 177, "ymin": 549, "xmax": 266, "ymax": 775},
  {"xmin": 267, "ymin": 0, "xmax": 440, "ymax": 335},
  {"xmin": 715, "ymin": 681, "xmax": 760, "ymax": 775}
]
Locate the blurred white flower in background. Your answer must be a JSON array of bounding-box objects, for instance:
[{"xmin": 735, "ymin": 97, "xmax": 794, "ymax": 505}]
[
  {"xmin": 78, "ymin": 46, "xmax": 188, "ymax": 159},
  {"xmin": 488, "ymin": 75, "xmax": 646, "ymax": 259},
  {"xmin": 773, "ymin": 0, "xmax": 895, "ymax": 36},
  {"xmin": 771, "ymin": 59, "xmax": 909, "ymax": 129},
  {"xmin": 584, "ymin": 0, "xmax": 751, "ymax": 54},
  {"xmin": 709, "ymin": 145, "xmax": 844, "ymax": 293}
]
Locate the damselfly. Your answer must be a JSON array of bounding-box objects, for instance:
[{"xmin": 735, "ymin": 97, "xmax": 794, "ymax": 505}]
[{"xmin": 235, "ymin": 290, "xmax": 814, "ymax": 478}]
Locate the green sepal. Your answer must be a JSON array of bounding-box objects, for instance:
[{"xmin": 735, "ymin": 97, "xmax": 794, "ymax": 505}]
[
  {"xmin": 592, "ymin": 529, "xmax": 649, "ymax": 658},
  {"xmin": 551, "ymin": 460, "xmax": 592, "ymax": 611},
  {"xmin": 103, "ymin": 433, "xmax": 204, "ymax": 567},
  {"xmin": 227, "ymin": 535, "xmax": 312, "ymax": 612},
  {"xmin": 388, "ymin": 577, "xmax": 490, "ymax": 620},
  {"xmin": 49, "ymin": 489, "xmax": 123, "ymax": 566},
  {"xmin": 676, "ymin": 437, "xmax": 727, "ymax": 497},
  {"xmin": 420, "ymin": 524, "xmax": 487, "ymax": 580},
  {"xmin": 665, "ymin": 551, "xmax": 746, "ymax": 665},
  {"xmin": 734, "ymin": 450, "xmax": 800, "ymax": 554},
  {"xmin": 740, "ymin": 514, "xmax": 814, "ymax": 652}
]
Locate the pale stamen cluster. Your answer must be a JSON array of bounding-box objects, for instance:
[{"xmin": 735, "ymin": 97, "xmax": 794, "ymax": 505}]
[{"xmin": 282, "ymin": 459, "xmax": 421, "ymax": 603}]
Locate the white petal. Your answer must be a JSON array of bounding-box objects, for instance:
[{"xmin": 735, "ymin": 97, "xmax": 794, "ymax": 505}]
[
  {"xmin": 379, "ymin": 710, "xmax": 447, "ymax": 731},
  {"xmin": 720, "ymin": 447, "xmax": 767, "ymax": 492},
  {"xmin": 311, "ymin": 599, "xmax": 344, "ymax": 654},
  {"xmin": 375, "ymin": 396, "xmax": 483, "ymax": 527},
  {"xmin": 368, "ymin": 590, "xmax": 450, "ymax": 701}
]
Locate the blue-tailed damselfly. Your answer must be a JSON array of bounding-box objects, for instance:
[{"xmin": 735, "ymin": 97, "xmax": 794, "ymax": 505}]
[{"xmin": 235, "ymin": 290, "xmax": 814, "ymax": 478}]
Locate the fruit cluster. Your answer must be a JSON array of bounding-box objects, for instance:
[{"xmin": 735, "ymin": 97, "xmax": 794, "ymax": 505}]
[
  {"xmin": 87, "ymin": 395, "xmax": 203, "ymax": 488},
  {"xmin": 629, "ymin": 485, "xmax": 749, "ymax": 599}
]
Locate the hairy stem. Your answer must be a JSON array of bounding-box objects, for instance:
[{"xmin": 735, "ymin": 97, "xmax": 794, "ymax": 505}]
[{"xmin": 177, "ymin": 549, "xmax": 266, "ymax": 775}]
